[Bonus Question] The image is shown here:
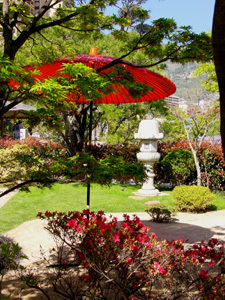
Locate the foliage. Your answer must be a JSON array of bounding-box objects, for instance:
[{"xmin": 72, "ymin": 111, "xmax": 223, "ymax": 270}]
[
  {"xmin": 0, "ymin": 238, "xmax": 27, "ymax": 298},
  {"xmin": 59, "ymin": 152, "xmax": 146, "ymax": 185},
  {"xmin": 88, "ymin": 143, "xmax": 139, "ymax": 163},
  {"xmin": 0, "ymin": 0, "xmax": 214, "ymax": 150},
  {"xmin": 0, "ymin": 138, "xmax": 146, "ymax": 195},
  {"xmin": 194, "ymin": 62, "xmax": 219, "ymax": 93},
  {"xmin": 199, "ymin": 145, "xmax": 225, "ymax": 191},
  {"xmin": 157, "ymin": 140, "xmax": 225, "ymax": 191},
  {"xmin": 161, "ymin": 148, "xmax": 195, "ymax": 186},
  {"xmin": 172, "ymin": 185, "xmax": 216, "ymax": 212},
  {"xmin": 19, "ymin": 210, "xmax": 225, "ymax": 299},
  {"xmin": 145, "ymin": 203, "xmax": 174, "ymax": 223},
  {"xmin": 0, "ymin": 137, "xmax": 66, "ymax": 191},
  {"xmin": 160, "ymin": 113, "xmax": 186, "ymax": 143}
]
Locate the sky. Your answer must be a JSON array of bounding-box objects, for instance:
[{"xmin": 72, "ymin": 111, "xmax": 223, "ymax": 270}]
[{"xmin": 144, "ymin": 0, "xmax": 215, "ymax": 33}]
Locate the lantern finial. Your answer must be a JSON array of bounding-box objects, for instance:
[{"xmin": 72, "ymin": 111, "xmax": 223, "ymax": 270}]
[{"xmin": 89, "ymin": 48, "xmax": 98, "ymax": 55}]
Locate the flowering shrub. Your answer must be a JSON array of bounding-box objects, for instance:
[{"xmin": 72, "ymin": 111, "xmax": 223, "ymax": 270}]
[{"xmin": 21, "ymin": 210, "xmax": 225, "ymax": 299}]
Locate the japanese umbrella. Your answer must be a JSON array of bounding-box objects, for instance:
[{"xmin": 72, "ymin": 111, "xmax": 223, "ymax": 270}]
[{"xmin": 23, "ymin": 48, "xmax": 176, "ymax": 209}]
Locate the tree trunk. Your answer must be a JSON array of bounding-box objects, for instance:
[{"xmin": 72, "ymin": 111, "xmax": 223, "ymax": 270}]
[
  {"xmin": 192, "ymin": 149, "xmax": 201, "ymax": 186},
  {"xmin": 212, "ymin": 0, "xmax": 225, "ymax": 156}
]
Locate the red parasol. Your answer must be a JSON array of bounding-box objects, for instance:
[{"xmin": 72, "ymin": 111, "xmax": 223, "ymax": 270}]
[
  {"xmin": 26, "ymin": 50, "xmax": 176, "ymax": 104},
  {"xmin": 23, "ymin": 48, "xmax": 176, "ymax": 209}
]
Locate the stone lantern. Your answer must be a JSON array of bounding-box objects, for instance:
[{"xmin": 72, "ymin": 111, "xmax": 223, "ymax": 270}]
[{"xmin": 134, "ymin": 114, "xmax": 163, "ymax": 196}]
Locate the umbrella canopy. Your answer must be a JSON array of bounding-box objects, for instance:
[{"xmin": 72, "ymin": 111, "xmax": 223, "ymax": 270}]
[
  {"xmin": 3, "ymin": 102, "xmax": 36, "ymax": 119},
  {"xmin": 1, "ymin": 102, "xmax": 36, "ymax": 138},
  {"xmin": 25, "ymin": 53, "xmax": 176, "ymax": 104}
]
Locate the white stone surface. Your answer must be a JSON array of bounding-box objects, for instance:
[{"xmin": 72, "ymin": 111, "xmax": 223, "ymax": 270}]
[{"xmin": 135, "ymin": 115, "xmax": 163, "ymax": 196}]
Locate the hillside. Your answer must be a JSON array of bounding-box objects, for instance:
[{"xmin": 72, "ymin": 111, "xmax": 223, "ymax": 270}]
[{"xmin": 164, "ymin": 62, "xmax": 218, "ymax": 101}]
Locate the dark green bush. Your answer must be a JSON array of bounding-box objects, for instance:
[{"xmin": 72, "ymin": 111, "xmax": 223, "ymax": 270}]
[
  {"xmin": 157, "ymin": 140, "xmax": 225, "ymax": 191},
  {"xmin": 172, "ymin": 185, "xmax": 215, "ymax": 212},
  {"xmin": 145, "ymin": 203, "xmax": 175, "ymax": 223},
  {"xmin": 161, "ymin": 148, "xmax": 195, "ymax": 186}
]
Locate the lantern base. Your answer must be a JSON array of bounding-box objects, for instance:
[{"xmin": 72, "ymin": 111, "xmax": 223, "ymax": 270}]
[{"xmin": 134, "ymin": 188, "xmax": 161, "ymax": 197}]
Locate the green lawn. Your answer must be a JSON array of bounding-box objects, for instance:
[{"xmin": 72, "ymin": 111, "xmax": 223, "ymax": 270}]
[{"xmin": 0, "ymin": 183, "xmax": 224, "ymax": 234}]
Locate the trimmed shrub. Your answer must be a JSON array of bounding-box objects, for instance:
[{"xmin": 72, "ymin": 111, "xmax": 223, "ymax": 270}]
[{"xmin": 172, "ymin": 185, "xmax": 215, "ymax": 212}]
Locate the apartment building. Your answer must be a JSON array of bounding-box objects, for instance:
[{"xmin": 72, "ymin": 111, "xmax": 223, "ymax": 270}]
[{"xmin": 33, "ymin": 0, "xmax": 63, "ymax": 17}]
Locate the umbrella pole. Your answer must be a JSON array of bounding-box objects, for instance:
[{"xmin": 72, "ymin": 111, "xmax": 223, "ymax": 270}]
[{"xmin": 87, "ymin": 101, "xmax": 93, "ymax": 211}]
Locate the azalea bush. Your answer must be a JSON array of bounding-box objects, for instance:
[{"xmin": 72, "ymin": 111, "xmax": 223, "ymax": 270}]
[{"xmin": 20, "ymin": 210, "xmax": 225, "ymax": 299}]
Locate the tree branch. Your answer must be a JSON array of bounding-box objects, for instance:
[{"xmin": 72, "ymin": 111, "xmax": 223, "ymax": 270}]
[{"xmin": 0, "ymin": 179, "xmax": 57, "ymax": 198}]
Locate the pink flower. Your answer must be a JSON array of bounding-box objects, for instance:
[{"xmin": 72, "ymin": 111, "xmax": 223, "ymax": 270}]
[
  {"xmin": 122, "ymin": 222, "xmax": 132, "ymax": 232},
  {"xmin": 145, "ymin": 242, "xmax": 154, "ymax": 248},
  {"xmin": 130, "ymin": 244, "xmax": 139, "ymax": 253},
  {"xmin": 113, "ymin": 232, "xmax": 120, "ymax": 242},
  {"xmin": 211, "ymin": 238, "xmax": 218, "ymax": 244},
  {"xmin": 154, "ymin": 262, "xmax": 166, "ymax": 276},
  {"xmin": 45, "ymin": 211, "xmax": 52, "ymax": 216},
  {"xmin": 151, "ymin": 232, "xmax": 157, "ymax": 240},
  {"xmin": 76, "ymin": 225, "xmax": 83, "ymax": 233}
]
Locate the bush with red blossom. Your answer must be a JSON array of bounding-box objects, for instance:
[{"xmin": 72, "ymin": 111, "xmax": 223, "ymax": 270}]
[{"xmin": 21, "ymin": 210, "xmax": 225, "ymax": 299}]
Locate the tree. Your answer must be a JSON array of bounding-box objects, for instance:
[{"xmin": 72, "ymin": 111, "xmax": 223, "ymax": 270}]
[
  {"xmin": 171, "ymin": 101, "xmax": 220, "ymax": 186},
  {"xmin": 0, "ymin": 0, "xmax": 123, "ymax": 118},
  {"xmin": 22, "ymin": 25, "xmax": 215, "ymax": 152},
  {"xmin": 194, "ymin": 62, "xmax": 219, "ymax": 93},
  {"xmin": 0, "ymin": 0, "xmax": 213, "ymax": 118},
  {"xmin": 212, "ymin": 0, "xmax": 225, "ymax": 154}
]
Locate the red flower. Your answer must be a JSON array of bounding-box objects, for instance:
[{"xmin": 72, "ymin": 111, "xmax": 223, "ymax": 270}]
[
  {"xmin": 66, "ymin": 219, "xmax": 78, "ymax": 229},
  {"xmin": 45, "ymin": 211, "xmax": 52, "ymax": 216},
  {"xmin": 199, "ymin": 270, "xmax": 208, "ymax": 279},
  {"xmin": 126, "ymin": 257, "xmax": 132, "ymax": 264}
]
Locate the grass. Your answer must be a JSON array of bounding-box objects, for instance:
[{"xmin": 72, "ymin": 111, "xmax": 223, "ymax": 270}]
[{"xmin": 0, "ymin": 183, "xmax": 224, "ymax": 234}]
